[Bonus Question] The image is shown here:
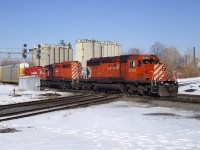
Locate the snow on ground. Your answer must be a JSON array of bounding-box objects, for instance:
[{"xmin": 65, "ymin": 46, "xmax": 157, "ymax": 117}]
[
  {"xmin": 1, "ymin": 101, "xmax": 200, "ymax": 150},
  {"xmin": 178, "ymin": 77, "xmax": 200, "ymax": 95},
  {"xmin": 0, "ymin": 83, "xmax": 73, "ymax": 105},
  {"xmin": 0, "ymin": 77, "xmax": 200, "ymax": 150}
]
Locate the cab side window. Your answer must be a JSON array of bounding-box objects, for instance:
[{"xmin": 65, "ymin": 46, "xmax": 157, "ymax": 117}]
[
  {"xmin": 130, "ymin": 61, "xmax": 135, "ymax": 68},
  {"xmin": 138, "ymin": 60, "xmax": 141, "ymax": 67}
]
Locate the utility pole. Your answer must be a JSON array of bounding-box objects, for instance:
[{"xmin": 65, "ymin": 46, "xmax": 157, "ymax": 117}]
[{"xmin": 193, "ymin": 47, "xmax": 196, "ymax": 68}]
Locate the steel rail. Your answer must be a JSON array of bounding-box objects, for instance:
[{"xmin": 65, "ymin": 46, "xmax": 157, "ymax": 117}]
[
  {"xmin": 0, "ymin": 95, "xmax": 119, "ymax": 122},
  {"xmin": 0, "ymin": 95, "xmax": 103, "ymax": 117},
  {"xmin": 0, "ymin": 94, "xmax": 87, "ymax": 110}
]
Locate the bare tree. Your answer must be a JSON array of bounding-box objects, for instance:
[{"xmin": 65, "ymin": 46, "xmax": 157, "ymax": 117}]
[
  {"xmin": 184, "ymin": 48, "xmax": 199, "ymax": 67},
  {"xmin": 149, "ymin": 41, "xmax": 165, "ymax": 59},
  {"xmin": 0, "ymin": 59, "xmax": 33, "ymax": 66},
  {"xmin": 0, "ymin": 59, "xmax": 21, "ymax": 66},
  {"xmin": 26, "ymin": 60, "xmax": 34, "ymax": 67},
  {"xmin": 181, "ymin": 48, "xmax": 200, "ymax": 77},
  {"xmin": 162, "ymin": 46, "xmax": 181, "ymax": 72},
  {"xmin": 126, "ymin": 48, "xmax": 140, "ymax": 54},
  {"xmin": 176, "ymin": 54, "xmax": 184, "ymax": 68}
]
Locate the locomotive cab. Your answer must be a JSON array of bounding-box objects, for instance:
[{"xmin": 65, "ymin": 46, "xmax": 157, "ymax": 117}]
[
  {"xmin": 126, "ymin": 54, "xmax": 178, "ymax": 97},
  {"xmin": 142, "ymin": 55, "xmax": 178, "ymax": 97}
]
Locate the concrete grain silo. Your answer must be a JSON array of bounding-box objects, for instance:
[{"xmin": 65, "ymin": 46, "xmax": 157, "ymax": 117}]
[
  {"xmin": 49, "ymin": 46, "xmax": 55, "ymax": 64},
  {"xmin": 32, "ymin": 44, "xmax": 73, "ymax": 66},
  {"xmin": 75, "ymin": 39, "xmax": 121, "ymax": 71}
]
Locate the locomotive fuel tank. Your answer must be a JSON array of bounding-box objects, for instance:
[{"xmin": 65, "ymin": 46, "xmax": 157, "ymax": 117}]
[
  {"xmin": 94, "ymin": 83, "xmax": 122, "ymax": 92},
  {"xmin": 94, "ymin": 80, "xmax": 124, "ymax": 92}
]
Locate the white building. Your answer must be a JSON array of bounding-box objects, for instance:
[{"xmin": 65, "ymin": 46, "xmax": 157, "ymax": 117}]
[
  {"xmin": 32, "ymin": 44, "xmax": 73, "ymax": 66},
  {"xmin": 75, "ymin": 39, "xmax": 121, "ymax": 70},
  {"xmin": 198, "ymin": 61, "xmax": 200, "ymax": 68}
]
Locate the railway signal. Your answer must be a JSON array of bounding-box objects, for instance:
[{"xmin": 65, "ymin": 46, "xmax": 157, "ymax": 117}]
[
  {"xmin": 22, "ymin": 44, "xmax": 27, "ymax": 59},
  {"xmin": 37, "ymin": 44, "xmax": 41, "ymax": 59},
  {"xmin": 37, "ymin": 44, "xmax": 41, "ymax": 66}
]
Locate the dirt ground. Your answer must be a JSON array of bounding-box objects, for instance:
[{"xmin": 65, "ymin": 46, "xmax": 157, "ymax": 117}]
[{"xmin": 120, "ymin": 96, "xmax": 200, "ymax": 112}]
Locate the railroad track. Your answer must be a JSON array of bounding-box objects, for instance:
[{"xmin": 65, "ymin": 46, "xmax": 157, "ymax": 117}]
[
  {"xmin": 127, "ymin": 94, "xmax": 200, "ymax": 104},
  {"xmin": 51, "ymin": 87, "xmax": 200, "ymax": 104},
  {"xmin": 65, "ymin": 89, "xmax": 200, "ymax": 104},
  {"xmin": 176, "ymin": 94, "xmax": 200, "ymax": 103},
  {"xmin": 177, "ymin": 94, "xmax": 200, "ymax": 99},
  {"xmin": 0, "ymin": 94, "xmax": 119, "ymax": 122}
]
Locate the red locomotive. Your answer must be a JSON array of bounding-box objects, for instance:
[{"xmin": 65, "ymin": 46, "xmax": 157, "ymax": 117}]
[
  {"xmin": 41, "ymin": 61, "xmax": 82, "ymax": 89},
  {"xmin": 83, "ymin": 54, "xmax": 178, "ymax": 96},
  {"xmin": 23, "ymin": 54, "xmax": 178, "ymax": 97},
  {"xmin": 24, "ymin": 66, "xmax": 43, "ymax": 78}
]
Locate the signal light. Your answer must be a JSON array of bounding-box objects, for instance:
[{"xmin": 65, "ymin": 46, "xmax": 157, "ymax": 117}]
[
  {"xmin": 37, "ymin": 44, "xmax": 41, "ymax": 66},
  {"xmin": 23, "ymin": 49, "xmax": 27, "ymax": 53},
  {"xmin": 37, "ymin": 53, "xmax": 41, "ymax": 59},
  {"xmin": 37, "ymin": 44, "xmax": 41, "ymax": 59},
  {"xmin": 22, "ymin": 53, "xmax": 27, "ymax": 59},
  {"xmin": 22, "ymin": 44, "xmax": 27, "ymax": 59},
  {"xmin": 37, "ymin": 49, "xmax": 41, "ymax": 54}
]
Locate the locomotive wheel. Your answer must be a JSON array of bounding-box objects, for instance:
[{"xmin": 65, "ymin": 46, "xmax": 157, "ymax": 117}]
[
  {"xmin": 127, "ymin": 86, "xmax": 137, "ymax": 95},
  {"xmin": 93, "ymin": 86, "xmax": 99, "ymax": 92},
  {"xmin": 40, "ymin": 81, "xmax": 44, "ymax": 87},
  {"xmin": 86, "ymin": 84, "xmax": 92, "ymax": 90},
  {"xmin": 66, "ymin": 82, "xmax": 71, "ymax": 89},
  {"xmin": 128, "ymin": 88, "xmax": 133, "ymax": 95},
  {"xmin": 137, "ymin": 86, "xmax": 144, "ymax": 96},
  {"xmin": 59, "ymin": 82, "xmax": 66, "ymax": 90},
  {"xmin": 81, "ymin": 83, "xmax": 86, "ymax": 90},
  {"xmin": 45, "ymin": 82, "xmax": 49, "ymax": 87}
]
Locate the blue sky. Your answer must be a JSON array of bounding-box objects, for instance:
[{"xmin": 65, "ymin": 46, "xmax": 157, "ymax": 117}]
[{"xmin": 0, "ymin": 0, "xmax": 200, "ymax": 55}]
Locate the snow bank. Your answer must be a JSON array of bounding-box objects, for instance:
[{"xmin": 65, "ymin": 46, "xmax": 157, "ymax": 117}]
[
  {"xmin": 177, "ymin": 77, "xmax": 200, "ymax": 95},
  {"xmin": 0, "ymin": 83, "xmax": 73, "ymax": 105}
]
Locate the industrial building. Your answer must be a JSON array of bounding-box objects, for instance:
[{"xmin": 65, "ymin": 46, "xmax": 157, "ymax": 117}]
[
  {"xmin": 75, "ymin": 39, "xmax": 121, "ymax": 70},
  {"xmin": 32, "ymin": 44, "xmax": 73, "ymax": 66}
]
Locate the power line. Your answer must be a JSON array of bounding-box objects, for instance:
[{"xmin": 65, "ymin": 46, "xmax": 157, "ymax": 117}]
[
  {"xmin": 0, "ymin": 51, "xmax": 32, "ymax": 59},
  {"xmin": 0, "ymin": 48, "xmax": 21, "ymax": 49}
]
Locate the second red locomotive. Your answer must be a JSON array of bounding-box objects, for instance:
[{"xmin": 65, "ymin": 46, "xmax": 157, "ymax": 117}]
[{"xmin": 41, "ymin": 61, "xmax": 82, "ymax": 89}]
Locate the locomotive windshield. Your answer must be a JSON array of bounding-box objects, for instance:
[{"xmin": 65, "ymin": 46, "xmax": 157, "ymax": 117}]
[
  {"xmin": 142, "ymin": 55, "xmax": 159, "ymax": 64},
  {"xmin": 143, "ymin": 59, "xmax": 159, "ymax": 64}
]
